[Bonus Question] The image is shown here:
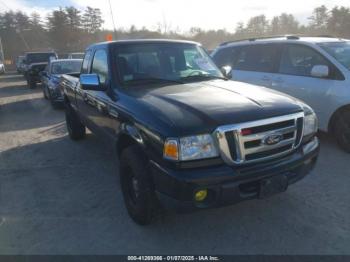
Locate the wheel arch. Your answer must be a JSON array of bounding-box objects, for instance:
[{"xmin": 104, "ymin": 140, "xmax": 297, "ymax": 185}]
[{"xmin": 116, "ymin": 124, "xmax": 146, "ymax": 159}]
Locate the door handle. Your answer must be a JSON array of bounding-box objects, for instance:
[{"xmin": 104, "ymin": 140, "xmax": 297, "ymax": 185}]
[
  {"xmin": 83, "ymin": 93, "xmax": 95, "ymax": 106},
  {"xmin": 96, "ymin": 101, "xmax": 106, "ymax": 108},
  {"xmin": 108, "ymin": 106, "xmax": 119, "ymax": 119},
  {"xmin": 96, "ymin": 101, "xmax": 107, "ymax": 113}
]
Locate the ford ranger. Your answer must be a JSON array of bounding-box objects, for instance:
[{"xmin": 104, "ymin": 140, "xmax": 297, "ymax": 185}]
[{"xmin": 61, "ymin": 39, "xmax": 319, "ymax": 225}]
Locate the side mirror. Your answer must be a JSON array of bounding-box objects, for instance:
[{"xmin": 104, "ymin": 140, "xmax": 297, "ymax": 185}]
[
  {"xmin": 221, "ymin": 65, "xmax": 233, "ymax": 79},
  {"xmin": 80, "ymin": 74, "xmax": 102, "ymax": 91},
  {"xmin": 311, "ymin": 65, "xmax": 329, "ymax": 78}
]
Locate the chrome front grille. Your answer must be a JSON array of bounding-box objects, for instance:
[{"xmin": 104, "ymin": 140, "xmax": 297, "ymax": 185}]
[{"xmin": 215, "ymin": 112, "xmax": 304, "ymax": 165}]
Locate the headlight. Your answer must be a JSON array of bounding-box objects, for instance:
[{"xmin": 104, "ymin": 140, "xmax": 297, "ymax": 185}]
[
  {"xmin": 164, "ymin": 134, "xmax": 219, "ymax": 161},
  {"xmin": 302, "ymin": 104, "xmax": 318, "ymax": 136}
]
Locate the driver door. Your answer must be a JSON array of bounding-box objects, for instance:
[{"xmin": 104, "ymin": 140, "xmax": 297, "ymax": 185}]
[{"xmin": 79, "ymin": 48, "xmax": 114, "ymax": 140}]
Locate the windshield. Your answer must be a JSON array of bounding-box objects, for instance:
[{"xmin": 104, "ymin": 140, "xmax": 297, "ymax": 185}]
[
  {"xmin": 113, "ymin": 42, "xmax": 224, "ymax": 87},
  {"xmin": 51, "ymin": 60, "xmax": 82, "ymax": 75},
  {"xmin": 27, "ymin": 53, "xmax": 56, "ymax": 64},
  {"xmin": 319, "ymin": 42, "xmax": 350, "ymax": 70}
]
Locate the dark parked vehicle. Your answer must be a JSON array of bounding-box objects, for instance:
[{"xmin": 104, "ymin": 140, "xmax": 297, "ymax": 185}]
[
  {"xmin": 41, "ymin": 59, "xmax": 82, "ymax": 108},
  {"xmin": 61, "ymin": 39, "xmax": 319, "ymax": 225},
  {"xmin": 16, "ymin": 55, "xmax": 25, "ymax": 73},
  {"xmin": 23, "ymin": 52, "xmax": 57, "ymax": 88}
]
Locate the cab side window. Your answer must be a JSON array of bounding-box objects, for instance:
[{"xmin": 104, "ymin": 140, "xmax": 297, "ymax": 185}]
[
  {"xmin": 81, "ymin": 50, "xmax": 92, "ymax": 74},
  {"xmin": 91, "ymin": 49, "xmax": 109, "ymax": 85},
  {"xmin": 234, "ymin": 45, "xmax": 277, "ymax": 73},
  {"xmin": 212, "ymin": 47, "xmax": 239, "ymax": 68},
  {"xmin": 279, "ymin": 44, "xmax": 329, "ymax": 77}
]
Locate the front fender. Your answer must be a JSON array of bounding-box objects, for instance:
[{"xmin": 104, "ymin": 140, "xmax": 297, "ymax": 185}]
[{"xmin": 116, "ymin": 122, "xmax": 164, "ymax": 161}]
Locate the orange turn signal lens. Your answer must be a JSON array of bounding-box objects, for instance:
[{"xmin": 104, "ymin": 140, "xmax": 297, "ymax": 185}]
[{"xmin": 163, "ymin": 139, "xmax": 179, "ymax": 160}]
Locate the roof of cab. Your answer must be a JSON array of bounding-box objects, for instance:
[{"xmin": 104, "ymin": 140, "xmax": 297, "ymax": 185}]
[
  {"xmin": 86, "ymin": 39, "xmax": 200, "ymax": 50},
  {"xmin": 25, "ymin": 51, "xmax": 56, "ymax": 55},
  {"xmin": 219, "ymin": 35, "xmax": 350, "ymax": 48},
  {"xmin": 25, "ymin": 51, "xmax": 55, "ymax": 54},
  {"xmin": 50, "ymin": 59, "xmax": 83, "ymax": 63}
]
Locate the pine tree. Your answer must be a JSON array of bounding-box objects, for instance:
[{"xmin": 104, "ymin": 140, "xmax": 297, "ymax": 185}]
[{"xmin": 82, "ymin": 7, "xmax": 104, "ymax": 34}]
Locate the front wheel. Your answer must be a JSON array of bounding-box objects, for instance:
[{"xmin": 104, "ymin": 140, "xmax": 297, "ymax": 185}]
[
  {"xmin": 27, "ymin": 77, "xmax": 36, "ymax": 89},
  {"xmin": 120, "ymin": 145, "xmax": 157, "ymax": 225},
  {"xmin": 65, "ymin": 104, "xmax": 86, "ymax": 140},
  {"xmin": 334, "ymin": 110, "xmax": 350, "ymax": 153},
  {"xmin": 43, "ymin": 86, "xmax": 49, "ymax": 99}
]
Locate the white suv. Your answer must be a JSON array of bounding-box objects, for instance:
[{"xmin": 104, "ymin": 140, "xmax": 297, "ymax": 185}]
[{"xmin": 212, "ymin": 36, "xmax": 350, "ymax": 152}]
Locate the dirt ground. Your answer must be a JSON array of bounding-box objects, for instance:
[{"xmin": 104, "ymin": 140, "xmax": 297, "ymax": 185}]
[{"xmin": 0, "ymin": 72, "xmax": 349, "ymax": 255}]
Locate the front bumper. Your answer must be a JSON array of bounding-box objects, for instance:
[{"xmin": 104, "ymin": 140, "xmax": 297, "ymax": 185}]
[{"xmin": 150, "ymin": 137, "xmax": 319, "ymax": 212}]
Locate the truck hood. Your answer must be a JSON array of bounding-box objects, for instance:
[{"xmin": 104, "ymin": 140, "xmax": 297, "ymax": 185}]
[{"xmin": 126, "ymin": 80, "xmax": 303, "ymax": 136}]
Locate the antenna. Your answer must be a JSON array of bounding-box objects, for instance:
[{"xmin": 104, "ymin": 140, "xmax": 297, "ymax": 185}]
[{"xmin": 108, "ymin": 0, "xmax": 117, "ymax": 39}]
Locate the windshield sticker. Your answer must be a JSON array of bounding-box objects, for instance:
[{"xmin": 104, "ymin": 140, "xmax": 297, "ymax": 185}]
[{"xmin": 194, "ymin": 58, "xmax": 215, "ymax": 71}]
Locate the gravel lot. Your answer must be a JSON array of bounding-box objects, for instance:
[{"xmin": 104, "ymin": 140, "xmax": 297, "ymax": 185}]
[{"xmin": 0, "ymin": 72, "xmax": 349, "ymax": 255}]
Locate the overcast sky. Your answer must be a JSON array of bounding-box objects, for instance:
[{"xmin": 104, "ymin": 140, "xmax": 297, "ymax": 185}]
[{"xmin": 2, "ymin": 0, "xmax": 350, "ymax": 32}]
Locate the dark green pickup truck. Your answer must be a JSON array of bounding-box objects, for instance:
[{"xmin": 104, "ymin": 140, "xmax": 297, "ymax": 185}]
[{"xmin": 61, "ymin": 39, "xmax": 319, "ymax": 225}]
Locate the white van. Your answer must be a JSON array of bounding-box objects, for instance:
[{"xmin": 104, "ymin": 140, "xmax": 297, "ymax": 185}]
[{"xmin": 212, "ymin": 36, "xmax": 350, "ymax": 152}]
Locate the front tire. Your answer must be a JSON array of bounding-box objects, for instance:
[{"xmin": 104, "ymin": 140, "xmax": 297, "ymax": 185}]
[
  {"xmin": 334, "ymin": 110, "xmax": 350, "ymax": 153},
  {"xmin": 43, "ymin": 86, "xmax": 49, "ymax": 99},
  {"xmin": 65, "ymin": 103, "xmax": 86, "ymax": 140},
  {"xmin": 27, "ymin": 77, "xmax": 36, "ymax": 89},
  {"xmin": 120, "ymin": 145, "xmax": 157, "ymax": 225}
]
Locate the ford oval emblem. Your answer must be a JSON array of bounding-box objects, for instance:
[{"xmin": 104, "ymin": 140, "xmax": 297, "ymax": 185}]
[{"xmin": 262, "ymin": 133, "xmax": 283, "ymax": 146}]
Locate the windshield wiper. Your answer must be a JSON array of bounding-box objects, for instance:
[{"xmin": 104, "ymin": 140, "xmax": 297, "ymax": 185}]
[
  {"xmin": 181, "ymin": 74, "xmax": 228, "ymax": 81},
  {"xmin": 124, "ymin": 77, "xmax": 184, "ymax": 85}
]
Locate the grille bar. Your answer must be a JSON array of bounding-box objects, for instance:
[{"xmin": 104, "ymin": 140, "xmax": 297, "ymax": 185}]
[
  {"xmin": 215, "ymin": 112, "xmax": 305, "ymax": 165},
  {"xmin": 241, "ymin": 125, "xmax": 296, "ymax": 142},
  {"xmin": 244, "ymin": 137, "xmax": 295, "ymax": 155}
]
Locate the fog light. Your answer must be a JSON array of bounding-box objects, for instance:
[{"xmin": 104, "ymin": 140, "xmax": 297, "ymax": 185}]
[{"xmin": 194, "ymin": 189, "xmax": 208, "ymax": 202}]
